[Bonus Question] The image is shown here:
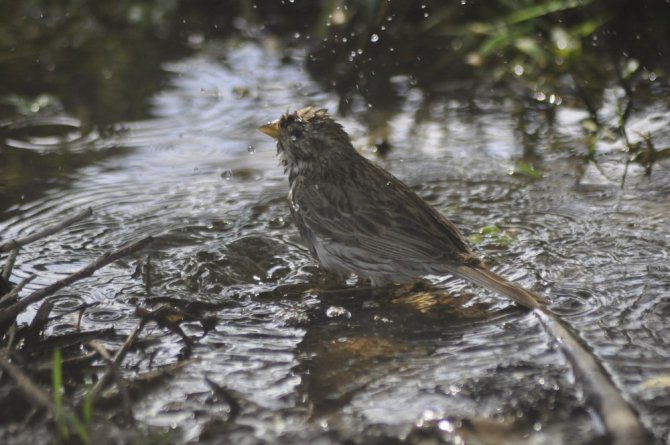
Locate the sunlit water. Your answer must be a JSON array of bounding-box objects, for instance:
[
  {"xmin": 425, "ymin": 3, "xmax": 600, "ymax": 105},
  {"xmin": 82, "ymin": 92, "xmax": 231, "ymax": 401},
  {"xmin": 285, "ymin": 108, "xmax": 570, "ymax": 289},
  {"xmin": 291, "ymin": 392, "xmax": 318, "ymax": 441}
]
[{"xmin": 1, "ymin": 41, "xmax": 669, "ymax": 444}]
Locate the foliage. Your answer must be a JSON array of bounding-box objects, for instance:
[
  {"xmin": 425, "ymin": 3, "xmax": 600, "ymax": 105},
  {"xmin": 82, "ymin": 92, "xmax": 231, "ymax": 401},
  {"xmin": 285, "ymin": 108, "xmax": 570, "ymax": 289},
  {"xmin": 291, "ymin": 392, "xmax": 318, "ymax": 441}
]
[{"xmin": 52, "ymin": 349, "xmax": 92, "ymax": 444}]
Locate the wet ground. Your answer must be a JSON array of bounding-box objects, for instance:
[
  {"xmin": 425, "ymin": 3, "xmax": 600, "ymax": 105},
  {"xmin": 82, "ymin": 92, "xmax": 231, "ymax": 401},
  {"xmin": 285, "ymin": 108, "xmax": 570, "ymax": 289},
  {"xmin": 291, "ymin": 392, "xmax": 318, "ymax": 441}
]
[{"xmin": 1, "ymin": 40, "xmax": 670, "ymax": 444}]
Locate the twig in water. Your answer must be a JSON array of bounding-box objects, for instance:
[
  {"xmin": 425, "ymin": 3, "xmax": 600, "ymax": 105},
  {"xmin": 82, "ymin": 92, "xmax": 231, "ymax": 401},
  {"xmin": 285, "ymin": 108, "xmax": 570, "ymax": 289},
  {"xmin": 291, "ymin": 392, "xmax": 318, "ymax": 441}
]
[
  {"xmin": 534, "ymin": 307, "xmax": 651, "ymax": 445},
  {"xmin": 88, "ymin": 341, "xmax": 134, "ymax": 423},
  {"xmin": 0, "ymin": 274, "xmax": 36, "ymax": 307},
  {"xmin": 0, "ymin": 352, "xmax": 55, "ymax": 412},
  {"xmin": 0, "ymin": 236, "xmax": 154, "ymax": 327},
  {"xmin": 205, "ymin": 377, "xmax": 242, "ymax": 422},
  {"xmin": 2, "ymin": 248, "xmax": 18, "ymax": 280},
  {"xmin": 0, "ymin": 207, "xmax": 93, "ymax": 253},
  {"xmin": 87, "ymin": 322, "xmax": 143, "ymax": 402}
]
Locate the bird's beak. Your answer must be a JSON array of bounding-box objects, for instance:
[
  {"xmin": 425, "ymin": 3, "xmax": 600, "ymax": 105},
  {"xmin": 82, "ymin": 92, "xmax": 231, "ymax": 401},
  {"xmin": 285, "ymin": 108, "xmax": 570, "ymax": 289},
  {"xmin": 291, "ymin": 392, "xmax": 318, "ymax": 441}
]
[{"xmin": 258, "ymin": 120, "xmax": 280, "ymax": 139}]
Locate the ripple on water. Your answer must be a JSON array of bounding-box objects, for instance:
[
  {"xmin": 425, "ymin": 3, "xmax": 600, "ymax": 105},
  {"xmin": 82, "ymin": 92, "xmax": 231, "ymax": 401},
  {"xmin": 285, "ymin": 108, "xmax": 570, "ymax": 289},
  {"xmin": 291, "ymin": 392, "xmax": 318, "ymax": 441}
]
[
  {"xmin": 2, "ymin": 39, "xmax": 669, "ymax": 444},
  {"xmin": 1, "ymin": 115, "xmax": 111, "ymax": 153},
  {"xmin": 85, "ymin": 306, "xmax": 126, "ymax": 323},
  {"xmin": 50, "ymin": 293, "xmax": 87, "ymax": 312}
]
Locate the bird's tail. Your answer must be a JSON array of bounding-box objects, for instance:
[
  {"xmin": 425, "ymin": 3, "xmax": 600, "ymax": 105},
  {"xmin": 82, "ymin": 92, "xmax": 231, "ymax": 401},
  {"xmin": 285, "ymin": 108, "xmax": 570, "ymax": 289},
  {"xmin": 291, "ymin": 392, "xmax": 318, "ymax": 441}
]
[{"xmin": 452, "ymin": 265, "xmax": 548, "ymax": 310}]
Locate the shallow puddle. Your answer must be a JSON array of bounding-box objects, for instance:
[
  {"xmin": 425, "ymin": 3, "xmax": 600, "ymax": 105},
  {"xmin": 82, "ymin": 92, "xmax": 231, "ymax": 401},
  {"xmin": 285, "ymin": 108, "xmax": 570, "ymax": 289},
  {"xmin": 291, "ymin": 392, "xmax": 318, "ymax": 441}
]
[{"xmin": 1, "ymin": 40, "xmax": 669, "ymax": 444}]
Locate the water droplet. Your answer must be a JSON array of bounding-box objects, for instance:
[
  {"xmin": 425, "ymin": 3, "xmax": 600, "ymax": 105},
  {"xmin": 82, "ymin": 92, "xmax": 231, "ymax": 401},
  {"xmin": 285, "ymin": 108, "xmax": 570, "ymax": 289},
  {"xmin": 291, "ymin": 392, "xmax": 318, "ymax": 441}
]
[
  {"xmin": 370, "ymin": 33, "xmax": 379, "ymax": 43},
  {"xmin": 326, "ymin": 306, "xmax": 351, "ymax": 319},
  {"xmin": 291, "ymin": 202, "xmax": 300, "ymax": 212},
  {"xmin": 438, "ymin": 420, "xmax": 454, "ymax": 432},
  {"xmin": 221, "ymin": 170, "xmax": 232, "ymax": 180},
  {"xmin": 294, "ymin": 32, "xmax": 300, "ymax": 39},
  {"xmin": 533, "ymin": 422, "xmax": 542, "ymax": 432},
  {"xmin": 247, "ymin": 145, "xmax": 256, "ymax": 154},
  {"xmin": 269, "ymin": 217, "xmax": 286, "ymax": 228},
  {"xmin": 514, "ymin": 65, "xmax": 524, "ymax": 76}
]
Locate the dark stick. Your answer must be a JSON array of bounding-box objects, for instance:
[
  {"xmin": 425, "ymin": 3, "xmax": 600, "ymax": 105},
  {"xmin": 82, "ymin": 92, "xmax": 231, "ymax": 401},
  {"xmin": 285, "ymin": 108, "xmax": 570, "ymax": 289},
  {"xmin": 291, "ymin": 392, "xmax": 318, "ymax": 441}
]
[
  {"xmin": 0, "ymin": 207, "xmax": 93, "ymax": 253},
  {"xmin": 2, "ymin": 248, "xmax": 18, "ymax": 279},
  {"xmin": 88, "ymin": 341, "xmax": 134, "ymax": 423},
  {"xmin": 87, "ymin": 322, "xmax": 144, "ymax": 402},
  {"xmin": 0, "ymin": 236, "xmax": 153, "ymax": 326},
  {"xmin": 0, "ymin": 352, "xmax": 55, "ymax": 412},
  {"xmin": 0, "ymin": 274, "xmax": 35, "ymax": 307},
  {"xmin": 535, "ymin": 308, "xmax": 650, "ymax": 445}
]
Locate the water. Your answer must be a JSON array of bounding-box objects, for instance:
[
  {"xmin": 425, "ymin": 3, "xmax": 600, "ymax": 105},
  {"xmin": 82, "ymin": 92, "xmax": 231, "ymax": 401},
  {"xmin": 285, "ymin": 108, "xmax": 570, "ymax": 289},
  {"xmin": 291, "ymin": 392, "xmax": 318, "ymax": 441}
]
[{"xmin": 1, "ymin": 40, "xmax": 669, "ymax": 444}]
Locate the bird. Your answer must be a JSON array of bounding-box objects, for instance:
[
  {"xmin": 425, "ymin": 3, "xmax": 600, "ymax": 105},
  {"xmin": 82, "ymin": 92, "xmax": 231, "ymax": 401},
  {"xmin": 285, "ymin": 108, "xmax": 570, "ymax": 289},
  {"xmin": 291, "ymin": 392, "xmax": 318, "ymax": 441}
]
[{"xmin": 259, "ymin": 107, "xmax": 547, "ymax": 310}]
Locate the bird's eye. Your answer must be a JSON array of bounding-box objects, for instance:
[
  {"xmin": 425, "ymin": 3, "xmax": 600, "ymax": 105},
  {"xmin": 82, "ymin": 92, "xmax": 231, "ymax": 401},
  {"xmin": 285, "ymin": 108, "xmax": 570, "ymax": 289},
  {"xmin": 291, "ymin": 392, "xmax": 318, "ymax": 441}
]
[{"xmin": 289, "ymin": 127, "xmax": 303, "ymax": 140}]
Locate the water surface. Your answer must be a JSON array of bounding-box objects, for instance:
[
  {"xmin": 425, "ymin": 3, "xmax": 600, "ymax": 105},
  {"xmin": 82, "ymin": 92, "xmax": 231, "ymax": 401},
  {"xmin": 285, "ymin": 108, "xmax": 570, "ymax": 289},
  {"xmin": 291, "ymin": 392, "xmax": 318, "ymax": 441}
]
[{"xmin": 1, "ymin": 40, "xmax": 669, "ymax": 444}]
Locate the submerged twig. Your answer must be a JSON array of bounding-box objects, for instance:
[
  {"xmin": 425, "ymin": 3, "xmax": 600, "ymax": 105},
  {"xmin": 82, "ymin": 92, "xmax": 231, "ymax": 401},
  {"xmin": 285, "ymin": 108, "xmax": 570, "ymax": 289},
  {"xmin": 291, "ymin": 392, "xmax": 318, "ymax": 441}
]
[
  {"xmin": 0, "ymin": 236, "xmax": 153, "ymax": 327},
  {"xmin": 205, "ymin": 376, "xmax": 242, "ymax": 421},
  {"xmin": 0, "ymin": 274, "xmax": 36, "ymax": 307},
  {"xmin": 0, "ymin": 352, "xmax": 55, "ymax": 412},
  {"xmin": 2, "ymin": 248, "xmax": 18, "ymax": 280},
  {"xmin": 88, "ymin": 341, "xmax": 134, "ymax": 423},
  {"xmin": 87, "ymin": 322, "xmax": 143, "ymax": 402},
  {"xmin": 534, "ymin": 307, "xmax": 650, "ymax": 445},
  {"xmin": 0, "ymin": 207, "xmax": 93, "ymax": 253},
  {"xmin": 615, "ymin": 98, "xmax": 635, "ymax": 210}
]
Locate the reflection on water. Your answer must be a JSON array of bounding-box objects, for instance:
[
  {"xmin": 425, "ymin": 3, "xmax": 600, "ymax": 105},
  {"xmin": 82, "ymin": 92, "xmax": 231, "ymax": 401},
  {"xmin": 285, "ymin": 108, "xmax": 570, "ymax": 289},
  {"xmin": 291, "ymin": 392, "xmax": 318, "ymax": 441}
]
[{"xmin": 1, "ymin": 41, "xmax": 669, "ymax": 444}]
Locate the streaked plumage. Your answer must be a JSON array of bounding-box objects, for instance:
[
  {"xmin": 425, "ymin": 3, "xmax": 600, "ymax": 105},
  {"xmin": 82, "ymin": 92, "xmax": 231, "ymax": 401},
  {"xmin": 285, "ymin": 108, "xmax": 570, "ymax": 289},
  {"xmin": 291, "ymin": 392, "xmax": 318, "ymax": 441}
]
[{"xmin": 259, "ymin": 107, "xmax": 546, "ymax": 309}]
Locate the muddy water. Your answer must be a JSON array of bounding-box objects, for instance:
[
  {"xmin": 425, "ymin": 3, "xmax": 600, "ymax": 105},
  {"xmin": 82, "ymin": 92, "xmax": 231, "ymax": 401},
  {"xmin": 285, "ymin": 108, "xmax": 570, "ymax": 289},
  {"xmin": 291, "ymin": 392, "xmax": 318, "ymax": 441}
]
[{"xmin": 1, "ymin": 41, "xmax": 669, "ymax": 444}]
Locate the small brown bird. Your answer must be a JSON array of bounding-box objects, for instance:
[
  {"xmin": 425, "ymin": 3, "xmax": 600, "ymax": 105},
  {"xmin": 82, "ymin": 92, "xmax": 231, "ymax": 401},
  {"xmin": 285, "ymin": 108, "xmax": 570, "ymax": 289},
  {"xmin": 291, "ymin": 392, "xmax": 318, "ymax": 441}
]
[{"xmin": 259, "ymin": 107, "xmax": 546, "ymax": 309}]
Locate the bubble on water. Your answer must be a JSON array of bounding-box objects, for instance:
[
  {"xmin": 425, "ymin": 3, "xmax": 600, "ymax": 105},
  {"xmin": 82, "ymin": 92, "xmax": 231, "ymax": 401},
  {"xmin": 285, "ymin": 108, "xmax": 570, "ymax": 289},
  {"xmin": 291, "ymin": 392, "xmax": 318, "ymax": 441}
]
[
  {"xmin": 370, "ymin": 33, "xmax": 379, "ymax": 43},
  {"xmin": 221, "ymin": 170, "xmax": 233, "ymax": 180},
  {"xmin": 247, "ymin": 145, "xmax": 256, "ymax": 154},
  {"xmin": 326, "ymin": 306, "xmax": 351, "ymax": 319},
  {"xmin": 438, "ymin": 420, "xmax": 454, "ymax": 433},
  {"xmin": 269, "ymin": 216, "xmax": 286, "ymax": 228}
]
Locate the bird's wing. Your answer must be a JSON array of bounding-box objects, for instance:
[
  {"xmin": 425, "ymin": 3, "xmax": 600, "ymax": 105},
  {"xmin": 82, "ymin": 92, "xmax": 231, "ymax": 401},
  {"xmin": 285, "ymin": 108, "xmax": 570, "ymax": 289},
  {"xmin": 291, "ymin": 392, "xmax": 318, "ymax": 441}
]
[{"xmin": 292, "ymin": 160, "xmax": 476, "ymax": 265}]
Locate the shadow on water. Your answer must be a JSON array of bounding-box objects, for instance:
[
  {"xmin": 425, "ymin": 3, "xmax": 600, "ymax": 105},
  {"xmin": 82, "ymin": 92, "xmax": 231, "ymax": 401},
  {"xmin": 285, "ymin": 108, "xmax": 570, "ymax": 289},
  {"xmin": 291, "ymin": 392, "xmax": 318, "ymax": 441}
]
[{"xmin": 1, "ymin": 2, "xmax": 670, "ymax": 445}]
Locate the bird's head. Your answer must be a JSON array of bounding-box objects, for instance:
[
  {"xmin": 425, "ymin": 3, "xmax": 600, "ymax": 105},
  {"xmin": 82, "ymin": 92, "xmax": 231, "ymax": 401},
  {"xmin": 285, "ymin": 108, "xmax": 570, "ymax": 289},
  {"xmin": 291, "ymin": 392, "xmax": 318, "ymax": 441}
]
[{"xmin": 259, "ymin": 107, "xmax": 355, "ymax": 174}]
